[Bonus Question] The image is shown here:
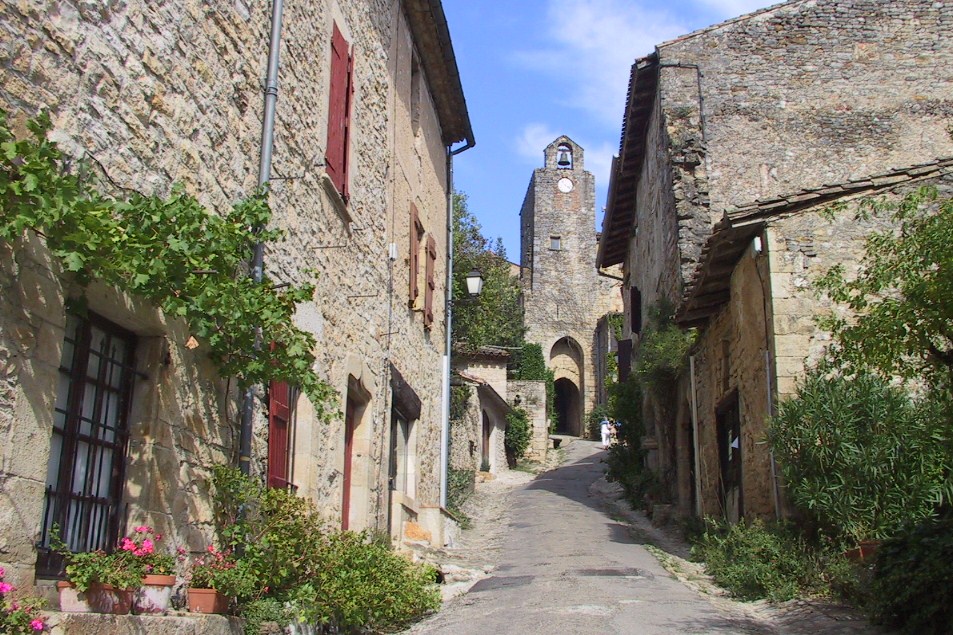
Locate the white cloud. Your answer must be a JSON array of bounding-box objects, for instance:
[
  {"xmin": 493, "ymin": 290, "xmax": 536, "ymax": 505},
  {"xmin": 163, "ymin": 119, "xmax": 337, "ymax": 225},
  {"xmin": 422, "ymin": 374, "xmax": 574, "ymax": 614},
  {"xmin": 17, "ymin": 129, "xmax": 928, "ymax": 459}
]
[
  {"xmin": 514, "ymin": 0, "xmax": 689, "ymax": 126},
  {"xmin": 515, "ymin": 122, "xmax": 563, "ymax": 164},
  {"xmin": 692, "ymin": 0, "xmax": 779, "ymax": 19}
]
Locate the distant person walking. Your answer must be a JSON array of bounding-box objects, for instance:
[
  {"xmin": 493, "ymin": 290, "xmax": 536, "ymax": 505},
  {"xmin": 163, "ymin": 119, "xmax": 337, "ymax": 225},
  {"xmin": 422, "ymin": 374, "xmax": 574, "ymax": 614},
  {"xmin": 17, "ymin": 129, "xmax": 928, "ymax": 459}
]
[{"xmin": 600, "ymin": 417, "xmax": 613, "ymax": 450}]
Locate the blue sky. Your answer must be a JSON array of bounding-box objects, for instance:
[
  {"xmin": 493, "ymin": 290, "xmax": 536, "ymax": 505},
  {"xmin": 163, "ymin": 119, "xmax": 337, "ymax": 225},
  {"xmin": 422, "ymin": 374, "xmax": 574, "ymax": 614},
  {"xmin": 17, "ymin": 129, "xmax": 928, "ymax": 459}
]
[{"xmin": 443, "ymin": 0, "xmax": 776, "ymax": 261}]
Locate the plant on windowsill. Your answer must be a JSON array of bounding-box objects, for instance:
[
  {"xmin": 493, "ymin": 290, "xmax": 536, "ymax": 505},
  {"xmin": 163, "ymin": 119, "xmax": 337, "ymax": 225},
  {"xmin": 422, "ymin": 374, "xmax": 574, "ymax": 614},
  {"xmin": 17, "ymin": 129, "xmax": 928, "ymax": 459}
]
[
  {"xmin": 51, "ymin": 525, "xmax": 145, "ymax": 614},
  {"xmin": 0, "ymin": 566, "xmax": 49, "ymax": 633},
  {"xmin": 120, "ymin": 526, "xmax": 177, "ymax": 614},
  {"xmin": 180, "ymin": 545, "xmax": 255, "ymax": 614}
]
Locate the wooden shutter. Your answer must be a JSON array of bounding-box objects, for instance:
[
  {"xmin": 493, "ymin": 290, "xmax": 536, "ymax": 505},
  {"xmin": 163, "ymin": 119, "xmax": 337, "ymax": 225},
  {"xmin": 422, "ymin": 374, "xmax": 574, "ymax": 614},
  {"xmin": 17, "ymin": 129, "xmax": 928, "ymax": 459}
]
[
  {"xmin": 325, "ymin": 23, "xmax": 353, "ymax": 199},
  {"xmin": 618, "ymin": 339, "xmax": 633, "ymax": 383},
  {"xmin": 268, "ymin": 380, "xmax": 292, "ymax": 489},
  {"xmin": 424, "ymin": 234, "xmax": 436, "ymax": 328},
  {"xmin": 409, "ymin": 204, "xmax": 422, "ymax": 305},
  {"xmin": 631, "ymin": 286, "xmax": 643, "ymax": 334}
]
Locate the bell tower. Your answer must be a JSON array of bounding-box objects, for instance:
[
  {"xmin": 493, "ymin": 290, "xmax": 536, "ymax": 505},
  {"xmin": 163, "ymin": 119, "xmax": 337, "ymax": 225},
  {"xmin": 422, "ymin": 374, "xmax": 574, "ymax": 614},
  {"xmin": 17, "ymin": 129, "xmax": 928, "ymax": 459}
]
[{"xmin": 519, "ymin": 136, "xmax": 621, "ymax": 436}]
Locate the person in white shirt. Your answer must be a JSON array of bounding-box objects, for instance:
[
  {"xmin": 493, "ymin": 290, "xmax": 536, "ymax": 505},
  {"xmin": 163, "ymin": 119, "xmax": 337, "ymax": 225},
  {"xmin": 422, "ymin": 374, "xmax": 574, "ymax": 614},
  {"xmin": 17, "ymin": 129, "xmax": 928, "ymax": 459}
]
[{"xmin": 600, "ymin": 417, "xmax": 613, "ymax": 450}]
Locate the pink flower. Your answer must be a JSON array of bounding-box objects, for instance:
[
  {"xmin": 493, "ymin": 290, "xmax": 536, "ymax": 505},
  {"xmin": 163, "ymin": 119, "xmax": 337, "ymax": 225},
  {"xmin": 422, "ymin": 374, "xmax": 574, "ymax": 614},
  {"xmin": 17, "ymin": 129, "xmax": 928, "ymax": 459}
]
[
  {"xmin": 134, "ymin": 525, "xmax": 153, "ymax": 533},
  {"xmin": 0, "ymin": 566, "xmax": 5, "ymax": 577},
  {"xmin": 31, "ymin": 618, "xmax": 45, "ymax": 631},
  {"xmin": 0, "ymin": 582, "xmax": 13, "ymax": 593},
  {"xmin": 121, "ymin": 537, "xmax": 136, "ymax": 551}
]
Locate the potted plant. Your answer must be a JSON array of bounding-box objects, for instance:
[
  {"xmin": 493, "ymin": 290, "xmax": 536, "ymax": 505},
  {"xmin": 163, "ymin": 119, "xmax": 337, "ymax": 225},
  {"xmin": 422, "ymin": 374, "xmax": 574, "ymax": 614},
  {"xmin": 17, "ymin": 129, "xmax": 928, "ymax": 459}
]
[
  {"xmin": 182, "ymin": 545, "xmax": 254, "ymax": 614},
  {"xmin": 123, "ymin": 526, "xmax": 177, "ymax": 615},
  {"xmin": 52, "ymin": 525, "xmax": 145, "ymax": 615},
  {"xmin": 57, "ymin": 548, "xmax": 143, "ymax": 614},
  {"xmin": 1, "ymin": 567, "xmax": 49, "ymax": 633}
]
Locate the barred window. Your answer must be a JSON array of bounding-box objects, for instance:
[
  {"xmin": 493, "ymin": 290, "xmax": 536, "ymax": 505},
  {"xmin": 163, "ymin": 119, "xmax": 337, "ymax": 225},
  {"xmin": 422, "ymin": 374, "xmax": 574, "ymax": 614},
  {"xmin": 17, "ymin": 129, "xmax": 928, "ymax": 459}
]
[{"xmin": 37, "ymin": 313, "xmax": 136, "ymax": 576}]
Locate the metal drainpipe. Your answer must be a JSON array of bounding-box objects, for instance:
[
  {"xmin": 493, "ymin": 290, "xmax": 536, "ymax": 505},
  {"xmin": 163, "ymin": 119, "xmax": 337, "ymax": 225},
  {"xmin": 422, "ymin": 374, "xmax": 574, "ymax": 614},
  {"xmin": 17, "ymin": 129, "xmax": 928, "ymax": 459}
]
[
  {"xmin": 239, "ymin": 0, "xmax": 284, "ymax": 475},
  {"xmin": 441, "ymin": 138, "xmax": 474, "ymax": 507}
]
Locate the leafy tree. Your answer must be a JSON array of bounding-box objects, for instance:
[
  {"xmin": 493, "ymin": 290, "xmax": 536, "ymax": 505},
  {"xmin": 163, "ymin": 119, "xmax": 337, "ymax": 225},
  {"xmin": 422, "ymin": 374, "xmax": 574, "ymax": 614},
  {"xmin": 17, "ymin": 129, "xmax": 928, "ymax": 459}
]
[
  {"xmin": 451, "ymin": 192, "xmax": 523, "ymax": 350},
  {"xmin": 815, "ymin": 187, "xmax": 953, "ymax": 390}
]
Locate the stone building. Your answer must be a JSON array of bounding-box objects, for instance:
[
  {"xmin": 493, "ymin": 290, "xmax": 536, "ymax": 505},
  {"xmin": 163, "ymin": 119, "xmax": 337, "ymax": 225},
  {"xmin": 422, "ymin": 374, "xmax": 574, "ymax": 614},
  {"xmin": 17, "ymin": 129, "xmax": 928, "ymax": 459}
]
[
  {"xmin": 597, "ymin": 0, "xmax": 953, "ymax": 520},
  {"xmin": 520, "ymin": 137, "xmax": 623, "ymax": 436},
  {"xmin": 0, "ymin": 0, "xmax": 472, "ymax": 590}
]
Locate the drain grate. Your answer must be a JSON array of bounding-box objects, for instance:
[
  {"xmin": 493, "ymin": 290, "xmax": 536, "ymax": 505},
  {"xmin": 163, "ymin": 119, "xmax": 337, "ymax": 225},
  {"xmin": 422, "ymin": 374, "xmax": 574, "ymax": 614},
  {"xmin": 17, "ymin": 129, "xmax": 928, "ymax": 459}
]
[{"xmin": 469, "ymin": 575, "xmax": 534, "ymax": 593}]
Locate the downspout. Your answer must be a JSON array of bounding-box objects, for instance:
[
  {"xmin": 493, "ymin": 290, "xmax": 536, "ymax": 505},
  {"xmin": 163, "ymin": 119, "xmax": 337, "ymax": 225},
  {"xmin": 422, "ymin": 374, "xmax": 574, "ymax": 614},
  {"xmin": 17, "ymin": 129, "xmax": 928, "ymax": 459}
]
[
  {"xmin": 689, "ymin": 355, "xmax": 702, "ymax": 517},
  {"xmin": 440, "ymin": 137, "xmax": 475, "ymax": 507},
  {"xmin": 239, "ymin": 0, "xmax": 284, "ymax": 475}
]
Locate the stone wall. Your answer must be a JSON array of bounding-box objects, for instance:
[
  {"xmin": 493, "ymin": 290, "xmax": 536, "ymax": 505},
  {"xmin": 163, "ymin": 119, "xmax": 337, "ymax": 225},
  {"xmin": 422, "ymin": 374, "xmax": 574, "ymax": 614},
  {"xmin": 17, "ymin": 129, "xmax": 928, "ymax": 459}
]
[
  {"xmin": 0, "ymin": 0, "xmax": 461, "ymax": 586},
  {"xmin": 659, "ymin": 0, "xmax": 953, "ymax": 215},
  {"xmin": 508, "ymin": 380, "xmax": 547, "ymax": 460}
]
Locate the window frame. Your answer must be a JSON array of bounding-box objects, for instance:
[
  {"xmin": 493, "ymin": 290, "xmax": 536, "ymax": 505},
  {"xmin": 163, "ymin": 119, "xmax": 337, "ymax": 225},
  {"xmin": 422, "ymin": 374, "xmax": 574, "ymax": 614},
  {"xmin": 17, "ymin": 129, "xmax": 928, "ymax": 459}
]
[
  {"xmin": 325, "ymin": 22, "xmax": 354, "ymax": 201},
  {"xmin": 37, "ymin": 312, "xmax": 137, "ymax": 576}
]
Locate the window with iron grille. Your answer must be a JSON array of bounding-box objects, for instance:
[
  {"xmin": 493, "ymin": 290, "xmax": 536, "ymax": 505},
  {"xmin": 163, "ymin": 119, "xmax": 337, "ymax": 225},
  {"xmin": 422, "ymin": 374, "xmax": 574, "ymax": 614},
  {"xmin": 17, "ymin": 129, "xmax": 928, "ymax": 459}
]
[{"xmin": 37, "ymin": 313, "xmax": 137, "ymax": 576}]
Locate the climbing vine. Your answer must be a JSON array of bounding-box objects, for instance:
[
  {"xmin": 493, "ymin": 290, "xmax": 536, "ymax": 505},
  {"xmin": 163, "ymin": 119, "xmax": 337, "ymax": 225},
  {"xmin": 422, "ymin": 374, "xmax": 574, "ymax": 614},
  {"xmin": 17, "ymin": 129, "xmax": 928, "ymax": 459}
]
[{"xmin": 0, "ymin": 110, "xmax": 334, "ymax": 414}]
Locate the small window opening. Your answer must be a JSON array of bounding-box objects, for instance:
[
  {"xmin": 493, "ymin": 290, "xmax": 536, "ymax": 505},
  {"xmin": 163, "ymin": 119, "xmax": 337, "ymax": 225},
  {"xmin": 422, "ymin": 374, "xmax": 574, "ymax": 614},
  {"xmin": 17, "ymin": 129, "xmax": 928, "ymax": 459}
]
[{"xmin": 550, "ymin": 236, "xmax": 561, "ymax": 251}]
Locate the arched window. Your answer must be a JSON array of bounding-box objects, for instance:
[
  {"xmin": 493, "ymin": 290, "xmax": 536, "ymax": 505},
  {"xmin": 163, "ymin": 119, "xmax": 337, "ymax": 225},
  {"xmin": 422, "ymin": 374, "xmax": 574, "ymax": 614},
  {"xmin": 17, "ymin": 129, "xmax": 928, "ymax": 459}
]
[{"xmin": 556, "ymin": 143, "xmax": 573, "ymax": 169}]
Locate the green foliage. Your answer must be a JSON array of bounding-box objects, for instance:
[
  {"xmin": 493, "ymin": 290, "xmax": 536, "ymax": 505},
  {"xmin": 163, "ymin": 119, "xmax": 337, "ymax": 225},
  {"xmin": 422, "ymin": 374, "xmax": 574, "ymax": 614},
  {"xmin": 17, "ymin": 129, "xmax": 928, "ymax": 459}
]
[
  {"xmin": 769, "ymin": 368, "xmax": 953, "ymax": 544},
  {"xmin": 636, "ymin": 301, "xmax": 696, "ymax": 397},
  {"xmin": 0, "ymin": 567, "xmax": 47, "ymax": 634},
  {"xmin": 451, "ymin": 192, "xmax": 524, "ymax": 350},
  {"xmin": 290, "ymin": 531, "xmax": 441, "ymax": 633},
  {"xmin": 587, "ymin": 405, "xmax": 610, "ymax": 441},
  {"xmin": 447, "ymin": 468, "xmax": 474, "ymax": 528},
  {"xmin": 211, "ymin": 467, "xmax": 439, "ymax": 631},
  {"xmin": 239, "ymin": 597, "xmax": 294, "ymax": 635},
  {"xmin": 691, "ymin": 518, "xmax": 836, "ymax": 602},
  {"xmin": 186, "ymin": 546, "xmax": 257, "ymax": 599},
  {"xmin": 513, "ymin": 342, "xmax": 546, "ymax": 380},
  {"xmin": 815, "ymin": 187, "xmax": 953, "ymax": 389},
  {"xmin": 604, "ymin": 377, "xmax": 658, "ymax": 509},
  {"xmin": 0, "ymin": 110, "xmax": 334, "ymax": 410},
  {"xmin": 212, "ymin": 465, "xmax": 325, "ymax": 599},
  {"xmin": 504, "ymin": 407, "xmax": 532, "ymax": 464},
  {"xmin": 868, "ymin": 511, "xmax": 953, "ymax": 634},
  {"xmin": 449, "ymin": 385, "xmax": 471, "ymax": 424},
  {"xmin": 62, "ymin": 550, "xmax": 145, "ymax": 592},
  {"xmin": 512, "ymin": 343, "xmax": 556, "ymax": 431}
]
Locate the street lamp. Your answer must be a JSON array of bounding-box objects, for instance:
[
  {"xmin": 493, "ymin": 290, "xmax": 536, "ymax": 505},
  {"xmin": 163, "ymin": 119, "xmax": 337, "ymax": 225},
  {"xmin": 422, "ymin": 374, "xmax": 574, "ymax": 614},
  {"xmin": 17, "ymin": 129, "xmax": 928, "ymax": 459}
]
[{"xmin": 465, "ymin": 270, "xmax": 484, "ymax": 297}]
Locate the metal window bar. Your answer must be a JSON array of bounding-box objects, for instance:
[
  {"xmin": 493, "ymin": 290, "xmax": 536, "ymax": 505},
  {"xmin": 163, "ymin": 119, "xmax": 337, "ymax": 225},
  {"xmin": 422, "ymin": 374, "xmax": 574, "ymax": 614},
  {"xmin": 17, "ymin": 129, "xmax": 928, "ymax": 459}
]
[{"xmin": 36, "ymin": 315, "xmax": 136, "ymax": 578}]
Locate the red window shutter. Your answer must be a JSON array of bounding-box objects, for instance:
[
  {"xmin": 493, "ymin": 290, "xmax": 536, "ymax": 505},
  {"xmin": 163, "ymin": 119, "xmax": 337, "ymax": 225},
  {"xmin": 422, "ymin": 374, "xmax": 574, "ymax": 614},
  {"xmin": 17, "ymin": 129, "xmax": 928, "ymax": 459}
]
[
  {"xmin": 409, "ymin": 204, "xmax": 421, "ymax": 305},
  {"xmin": 424, "ymin": 234, "xmax": 436, "ymax": 328},
  {"xmin": 325, "ymin": 23, "xmax": 353, "ymax": 199},
  {"xmin": 268, "ymin": 380, "xmax": 292, "ymax": 489}
]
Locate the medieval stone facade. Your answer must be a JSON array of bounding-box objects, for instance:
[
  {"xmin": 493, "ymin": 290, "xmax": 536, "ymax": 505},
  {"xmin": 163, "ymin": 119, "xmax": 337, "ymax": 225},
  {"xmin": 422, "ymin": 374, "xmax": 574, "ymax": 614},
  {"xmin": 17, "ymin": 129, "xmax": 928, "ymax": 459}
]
[
  {"xmin": 599, "ymin": 0, "xmax": 953, "ymax": 520},
  {"xmin": 0, "ymin": 0, "xmax": 472, "ymax": 590},
  {"xmin": 520, "ymin": 137, "xmax": 622, "ymax": 436}
]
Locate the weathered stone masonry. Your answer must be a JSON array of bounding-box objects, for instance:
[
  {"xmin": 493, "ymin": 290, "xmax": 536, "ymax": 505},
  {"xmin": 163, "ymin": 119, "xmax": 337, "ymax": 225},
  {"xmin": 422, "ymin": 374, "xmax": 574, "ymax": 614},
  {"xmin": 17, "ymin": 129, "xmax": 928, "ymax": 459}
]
[
  {"xmin": 601, "ymin": 0, "xmax": 953, "ymax": 520},
  {"xmin": 0, "ymin": 0, "xmax": 472, "ymax": 589}
]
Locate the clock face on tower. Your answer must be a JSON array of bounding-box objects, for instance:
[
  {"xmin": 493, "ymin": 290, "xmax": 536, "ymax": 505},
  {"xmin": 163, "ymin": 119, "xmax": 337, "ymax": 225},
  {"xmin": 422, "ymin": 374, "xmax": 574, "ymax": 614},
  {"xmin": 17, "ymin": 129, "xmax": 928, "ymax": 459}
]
[{"xmin": 557, "ymin": 177, "xmax": 574, "ymax": 193}]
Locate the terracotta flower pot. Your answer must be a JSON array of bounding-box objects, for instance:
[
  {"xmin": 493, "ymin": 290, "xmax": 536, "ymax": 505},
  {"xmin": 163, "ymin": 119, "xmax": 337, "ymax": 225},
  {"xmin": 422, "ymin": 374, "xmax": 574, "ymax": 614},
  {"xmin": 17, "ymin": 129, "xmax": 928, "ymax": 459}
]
[
  {"xmin": 133, "ymin": 574, "xmax": 176, "ymax": 615},
  {"xmin": 187, "ymin": 587, "xmax": 229, "ymax": 614},
  {"xmin": 58, "ymin": 581, "xmax": 134, "ymax": 614},
  {"xmin": 57, "ymin": 581, "xmax": 90, "ymax": 613}
]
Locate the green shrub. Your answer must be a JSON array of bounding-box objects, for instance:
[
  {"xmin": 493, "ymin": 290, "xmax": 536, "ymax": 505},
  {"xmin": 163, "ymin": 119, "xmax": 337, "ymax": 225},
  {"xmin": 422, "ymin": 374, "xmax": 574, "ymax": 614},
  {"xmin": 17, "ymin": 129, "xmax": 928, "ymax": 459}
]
[
  {"xmin": 604, "ymin": 377, "xmax": 657, "ymax": 509},
  {"xmin": 868, "ymin": 512, "xmax": 953, "ymax": 634},
  {"xmin": 691, "ymin": 519, "xmax": 827, "ymax": 602},
  {"xmin": 446, "ymin": 468, "xmax": 474, "ymax": 529},
  {"xmin": 514, "ymin": 343, "xmax": 546, "ymax": 380},
  {"xmin": 587, "ymin": 405, "xmax": 610, "ymax": 441},
  {"xmin": 293, "ymin": 531, "xmax": 440, "ymax": 633},
  {"xmin": 504, "ymin": 407, "xmax": 532, "ymax": 464},
  {"xmin": 239, "ymin": 597, "xmax": 294, "ymax": 635},
  {"xmin": 769, "ymin": 368, "xmax": 953, "ymax": 544}
]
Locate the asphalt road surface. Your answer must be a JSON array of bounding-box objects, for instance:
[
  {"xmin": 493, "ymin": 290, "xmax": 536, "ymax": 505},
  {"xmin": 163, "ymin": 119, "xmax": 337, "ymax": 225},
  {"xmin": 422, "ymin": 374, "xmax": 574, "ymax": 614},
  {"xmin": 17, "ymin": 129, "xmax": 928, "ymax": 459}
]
[{"xmin": 407, "ymin": 441, "xmax": 771, "ymax": 634}]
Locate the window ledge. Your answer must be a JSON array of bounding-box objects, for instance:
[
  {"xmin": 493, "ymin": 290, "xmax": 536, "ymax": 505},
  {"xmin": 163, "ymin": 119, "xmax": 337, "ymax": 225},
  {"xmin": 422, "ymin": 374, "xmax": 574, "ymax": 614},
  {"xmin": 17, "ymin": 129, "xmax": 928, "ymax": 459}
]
[{"xmin": 320, "ymin": 173, "xmax": 352, "ymax": 227}]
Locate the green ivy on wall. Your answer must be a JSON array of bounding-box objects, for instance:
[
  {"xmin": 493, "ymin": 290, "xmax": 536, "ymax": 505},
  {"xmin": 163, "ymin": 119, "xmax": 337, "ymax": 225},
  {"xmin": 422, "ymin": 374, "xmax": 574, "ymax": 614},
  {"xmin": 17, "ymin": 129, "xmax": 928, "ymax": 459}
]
[{"xmin": 0, "ymin": 110, "xmax": 334, "ymax": 414}]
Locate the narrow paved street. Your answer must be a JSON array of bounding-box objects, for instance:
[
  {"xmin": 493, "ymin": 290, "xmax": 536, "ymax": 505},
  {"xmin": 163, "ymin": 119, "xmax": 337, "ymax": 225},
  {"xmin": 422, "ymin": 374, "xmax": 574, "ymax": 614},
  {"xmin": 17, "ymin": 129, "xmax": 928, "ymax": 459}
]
[{"xmin": 408, "ymin": 441, "xmax": 771, "ymax": 634}]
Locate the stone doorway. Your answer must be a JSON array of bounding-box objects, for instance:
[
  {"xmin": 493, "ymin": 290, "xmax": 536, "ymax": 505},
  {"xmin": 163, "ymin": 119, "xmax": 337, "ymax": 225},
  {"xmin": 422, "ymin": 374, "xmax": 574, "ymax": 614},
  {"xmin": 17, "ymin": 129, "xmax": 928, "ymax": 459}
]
[{"xmin": 554, "ymin": 378, "xmax": 581, "ymax": 436}]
